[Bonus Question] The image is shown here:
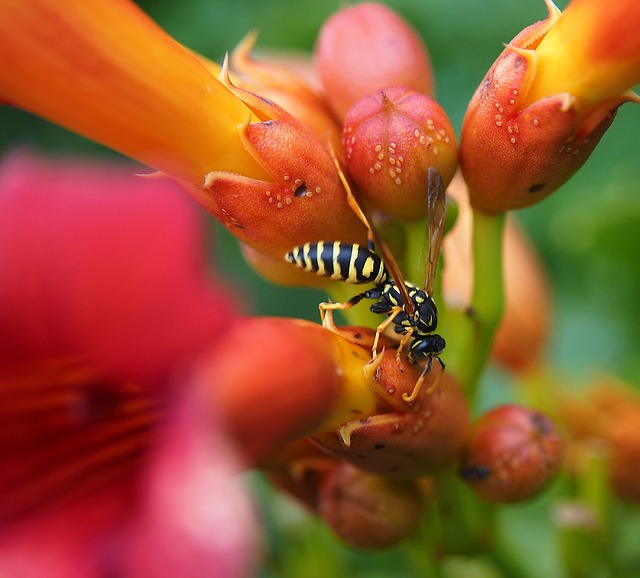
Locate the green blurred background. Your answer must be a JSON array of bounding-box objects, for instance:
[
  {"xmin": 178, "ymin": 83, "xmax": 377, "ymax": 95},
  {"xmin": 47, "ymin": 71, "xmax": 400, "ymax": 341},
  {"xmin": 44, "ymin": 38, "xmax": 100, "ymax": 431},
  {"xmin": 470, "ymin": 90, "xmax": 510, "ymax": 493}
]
[{"xmin": 1, "ymin": 1, "xmax": 639, "ymax": 576}]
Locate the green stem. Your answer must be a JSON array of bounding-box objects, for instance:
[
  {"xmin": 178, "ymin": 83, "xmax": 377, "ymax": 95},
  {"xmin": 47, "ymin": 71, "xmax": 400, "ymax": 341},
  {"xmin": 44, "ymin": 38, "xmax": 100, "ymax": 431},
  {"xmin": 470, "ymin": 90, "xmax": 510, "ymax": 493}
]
[
  {"xmin": 433, "ymin": 467, "xmax": 494, "ymax": 556},
  {"xmin": 457, "ymin": 209, "xmax": 506, "ymax": 399},
  {"xmin": 404, "ymin": 216, "xmax": 430, "ymax": 286}
]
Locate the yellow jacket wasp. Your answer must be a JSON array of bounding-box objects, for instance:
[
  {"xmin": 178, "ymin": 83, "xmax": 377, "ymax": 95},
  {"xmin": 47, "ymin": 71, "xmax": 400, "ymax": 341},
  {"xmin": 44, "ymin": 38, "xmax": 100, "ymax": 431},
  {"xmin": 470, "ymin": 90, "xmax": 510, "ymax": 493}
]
[{"xmin": 285, "ymin": 166, "xmax": 447, "ymax": 402}]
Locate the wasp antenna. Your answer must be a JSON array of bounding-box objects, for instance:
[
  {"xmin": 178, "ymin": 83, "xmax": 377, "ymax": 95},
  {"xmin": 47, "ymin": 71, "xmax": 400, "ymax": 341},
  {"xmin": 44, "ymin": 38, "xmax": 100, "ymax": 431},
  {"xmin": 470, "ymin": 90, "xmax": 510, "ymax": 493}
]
[{"xmin": 328, "ymin": 141, "xmax": 371, "ymax": 231}]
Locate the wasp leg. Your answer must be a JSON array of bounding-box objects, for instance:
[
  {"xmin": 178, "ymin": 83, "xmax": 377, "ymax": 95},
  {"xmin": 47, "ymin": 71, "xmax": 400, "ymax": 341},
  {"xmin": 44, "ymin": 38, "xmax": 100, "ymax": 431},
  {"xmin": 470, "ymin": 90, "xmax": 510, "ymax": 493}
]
[
  {"xmin": 371, "ymin": 306, "xmax": 403, "ymax": 357},
  {"xmin": 395, "ymin": 327, "xmax": 415, "ymax": 361},
  {"xmin": 319, "ymin": 291, "xmax": 367, "ymax": 326},
  {"xmin": 401, "ymin": 355, "xmax": 446, "ymax": 403}
]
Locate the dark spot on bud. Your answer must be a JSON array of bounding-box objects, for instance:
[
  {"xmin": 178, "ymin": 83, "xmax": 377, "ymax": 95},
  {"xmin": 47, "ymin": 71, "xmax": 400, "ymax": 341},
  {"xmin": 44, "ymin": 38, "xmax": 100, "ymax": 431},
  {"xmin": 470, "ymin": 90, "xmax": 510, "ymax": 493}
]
[
  {"xmin": 514, "ymin": 56, "xmax": 524, "ymax": 69},
  {"xmin": 294, "ymin": 183, "xmax": 309, "ymax": 197},
  {"xmin": 528, "ymin": 183, "xmax": 545, "ymax": 193},
  {"xmin": 374, "ymin": 443, "xmax": 386, "ymax": 450},
  {"xmin": 459, "ymin": 463, "xmax": 491, "ymax": 480},
  {"xmin": 531, "ymin": 411, "xmax": 553, "ymax": 435},
  {"xmin": 353, "ymin": 332, "xmax": 363, "ymax": 339},
  {"xmin": 263, "ymin": 120, "xmax": 275, "ymax": 126}
]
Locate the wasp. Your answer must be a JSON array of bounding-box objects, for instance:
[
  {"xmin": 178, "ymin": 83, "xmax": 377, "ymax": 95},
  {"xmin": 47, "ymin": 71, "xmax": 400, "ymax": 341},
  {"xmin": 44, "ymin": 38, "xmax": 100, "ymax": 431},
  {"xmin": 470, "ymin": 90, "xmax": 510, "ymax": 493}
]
[{"xmin": 285, "ymin": 165, "xmax": 447, "ymax": 402}]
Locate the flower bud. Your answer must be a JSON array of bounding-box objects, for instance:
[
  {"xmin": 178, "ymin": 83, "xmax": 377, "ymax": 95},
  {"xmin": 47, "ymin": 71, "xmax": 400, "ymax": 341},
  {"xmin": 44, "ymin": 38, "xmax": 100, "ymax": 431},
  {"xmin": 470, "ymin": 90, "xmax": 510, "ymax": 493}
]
[
  {"xmin": 343, "ymin": 87, "xmax": 457, "ymax": 219},
  {"xmin": 194, "ymin": 317, "xmax": 381, "ymax": 465},
  {"xmin": 459, "ymin": 404, "xmax": 563, "ymax": 503},
  {"xmin": 460, "ymin": 0, "xmax": 639, "ymax": 213},
  {"xmin": 198, "ymin": 117, "xmax": 367, "ymax": 261},
  {"xmin": 315, "ymin": 2, "xmax": 434, "ymax": 120},
  {"xmin": 318, "ymin": 462, "xmax": 424, "ymax": 549},
  {"xmin": 313, "ymin": 345, "xmax": 470, "ymax": 477}
]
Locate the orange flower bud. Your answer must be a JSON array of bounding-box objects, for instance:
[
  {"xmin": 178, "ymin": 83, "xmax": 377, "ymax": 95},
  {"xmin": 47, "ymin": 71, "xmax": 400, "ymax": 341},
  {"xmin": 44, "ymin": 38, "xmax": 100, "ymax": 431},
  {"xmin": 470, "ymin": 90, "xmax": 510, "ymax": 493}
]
[
  {"xmin": 524, "ymin": 0, "xmax": 640, "ymax": 121},
  {"xmin": 606, "ymin": 403, "xmax": 640, "ymax": 503},
  {"xmin": 194, "ymin": 318, "xmax": 381, "ymax": 465},
  {"xmin": 460, "ymin": 0, "xmax": 639, "ymax": 213},
  {"xmin": 313, "ymin": 342, "xmax": 470, "ymax": 477},
  {"xmin": 0, "ymin": 0, "xmax": 267, "ymax": 185},
  {"xmin": 343, "ymin": 87, "xmax": 458, "ymax": 219},
  {"xmin": 192, "ymin": 117, "xmax": 367, "ymax": 260},
  {"xmin": 460, "ymin": 404, "xmax": 563, "ymax": 503},
  {"xmin": 315, "ymin": 2, "xmax": 434, "ymax": 120},
  {"xmin": 318, "ymin": 463, "xmax": 424, "ymax": 549}
]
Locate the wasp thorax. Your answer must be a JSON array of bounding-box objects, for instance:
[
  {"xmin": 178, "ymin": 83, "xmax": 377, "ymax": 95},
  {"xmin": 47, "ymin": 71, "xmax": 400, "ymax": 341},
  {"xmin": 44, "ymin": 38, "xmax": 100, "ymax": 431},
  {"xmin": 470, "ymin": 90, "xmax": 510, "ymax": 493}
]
[{"xmin": 343, "ymin": 87, "xmax": 457, "ymax": 219}]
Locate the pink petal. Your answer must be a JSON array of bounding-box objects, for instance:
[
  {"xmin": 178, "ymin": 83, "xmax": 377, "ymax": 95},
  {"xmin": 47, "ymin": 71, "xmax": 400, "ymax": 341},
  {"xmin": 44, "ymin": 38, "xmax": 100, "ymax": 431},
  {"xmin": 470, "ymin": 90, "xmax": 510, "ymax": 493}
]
[
  {"xmin": 0, "ymin": 151, "xmax": 236, "ymax": 386},
  {"xmin": 117, "ymin": 387, "xmax": 258, "ymax": 578}
]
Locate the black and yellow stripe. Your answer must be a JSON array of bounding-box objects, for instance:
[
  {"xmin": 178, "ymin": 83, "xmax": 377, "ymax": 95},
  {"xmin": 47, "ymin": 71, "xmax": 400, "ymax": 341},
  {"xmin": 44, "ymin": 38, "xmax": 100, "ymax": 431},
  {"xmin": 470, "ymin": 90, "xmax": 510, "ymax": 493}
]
[{"xmin": 285, "ymin": 242, "xmax": 387, "ymax": 285}]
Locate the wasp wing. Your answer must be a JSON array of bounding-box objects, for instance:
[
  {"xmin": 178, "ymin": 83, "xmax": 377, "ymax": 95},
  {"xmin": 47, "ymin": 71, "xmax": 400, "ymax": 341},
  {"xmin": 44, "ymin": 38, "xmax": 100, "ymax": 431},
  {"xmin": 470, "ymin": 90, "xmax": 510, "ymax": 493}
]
[{"xmin": 424, "ymin": 167, "xmax": 447, "ymax": 297}]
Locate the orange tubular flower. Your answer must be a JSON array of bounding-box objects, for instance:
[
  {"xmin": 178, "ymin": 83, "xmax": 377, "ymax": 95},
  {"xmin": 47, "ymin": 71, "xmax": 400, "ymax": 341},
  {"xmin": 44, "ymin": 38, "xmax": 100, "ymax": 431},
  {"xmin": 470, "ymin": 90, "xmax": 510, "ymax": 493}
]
[
  {"xmin": 0, "ymin": 0, "xmax": 267, "ymax": 185},
  {"xmin": 0, "ymin": 0, "xmax": 370, "ymax": 262},
  {"xmin": 460, "ymin": 0, "xmax": 640, "ymax": 213}
]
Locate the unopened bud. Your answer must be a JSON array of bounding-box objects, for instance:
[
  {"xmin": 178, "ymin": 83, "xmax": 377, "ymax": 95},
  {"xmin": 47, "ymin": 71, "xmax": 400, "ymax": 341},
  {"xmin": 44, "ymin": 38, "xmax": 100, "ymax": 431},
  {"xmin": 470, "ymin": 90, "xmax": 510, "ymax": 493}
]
[
  {"xmin": 313, "ymin": 347, "xmax": 470, "ymax": 477},
  {"xmin": 343, "ymin": 87, "xmax": 457, "ymax": 219},
  {"xmin": 315, "ymin": 2, "xmax": 434, "ymax": 119},
  {"xmin": 318, "ymin": 462, "xmax": 423, "ymax": 549},
  {"xmin": 459, "ymin": 404, "xmax": 563, "ymax": 503}
]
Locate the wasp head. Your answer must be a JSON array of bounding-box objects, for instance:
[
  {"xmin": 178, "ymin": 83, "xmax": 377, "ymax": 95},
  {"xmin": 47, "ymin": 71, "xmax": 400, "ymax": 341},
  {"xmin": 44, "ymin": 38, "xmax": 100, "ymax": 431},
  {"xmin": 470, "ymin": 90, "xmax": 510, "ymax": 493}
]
[{"xmin": 408, "ymin": 334, "xmax": 446, "ymax": 363}]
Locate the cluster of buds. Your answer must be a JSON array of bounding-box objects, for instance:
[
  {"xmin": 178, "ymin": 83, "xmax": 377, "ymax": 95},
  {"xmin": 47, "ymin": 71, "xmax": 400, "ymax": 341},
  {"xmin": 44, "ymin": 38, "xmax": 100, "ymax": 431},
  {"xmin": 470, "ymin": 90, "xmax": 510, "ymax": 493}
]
[
  {"xmin": 182, "ymin": 0, "xmax": 574, "ymax": 546},
  {"xmin": 317, "ymin": 3, "xmax": 457, "ymax": 220}
]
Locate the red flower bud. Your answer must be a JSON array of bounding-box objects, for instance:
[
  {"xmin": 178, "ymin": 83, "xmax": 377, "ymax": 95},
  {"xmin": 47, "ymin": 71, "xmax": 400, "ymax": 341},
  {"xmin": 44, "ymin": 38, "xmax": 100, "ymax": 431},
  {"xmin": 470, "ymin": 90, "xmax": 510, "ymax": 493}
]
[
  {"xmin": 460, "ymin": 1, "xmax": 638, "ymax": 213},
  {"xmin": 196, "ymin": 117, "xmax": 367, "ymax": 261},
  {"xmin": 194, "ymin": 318, "xmax": 382, "ymax": 465},
  {"xmin": 316, "ymin": 2, "xmax": 434, "ymax": 120},
  {"xmin": 318, "ymin": 462, "xmax": 424, "ymax": 549},
  {"xmin": 343, "ymin": 87, "xmax": 457, "ymax": 219},
  {"xmin": 460, "ymin": 405, "xmax": 563, "ymax": 503},
  {"xmin": 313, "ymin": 341, "xmax": 470, "ymax": 477}
]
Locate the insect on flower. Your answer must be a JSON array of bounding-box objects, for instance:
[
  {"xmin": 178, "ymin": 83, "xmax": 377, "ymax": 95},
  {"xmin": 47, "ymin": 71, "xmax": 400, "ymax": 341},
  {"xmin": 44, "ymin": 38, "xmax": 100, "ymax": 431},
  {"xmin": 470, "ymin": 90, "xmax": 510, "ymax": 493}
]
[{"xmin": 285, "ymin": 164, "xmax": 447, "ymax": 402}]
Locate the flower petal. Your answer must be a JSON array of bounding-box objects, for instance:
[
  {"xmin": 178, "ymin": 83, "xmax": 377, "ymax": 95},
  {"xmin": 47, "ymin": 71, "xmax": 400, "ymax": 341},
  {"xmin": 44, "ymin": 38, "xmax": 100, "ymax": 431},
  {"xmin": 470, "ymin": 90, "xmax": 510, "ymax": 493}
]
[
  {"xmin": 525, "ymin": 0, "xmax": 640, "ymax": 119},
  {"xmin": 117, "ymin": 388, "xmax": 256, "ymax": 578},
  {"xmin": 0, "ymin": 151, "xmax": 236, "ymax": 385}
]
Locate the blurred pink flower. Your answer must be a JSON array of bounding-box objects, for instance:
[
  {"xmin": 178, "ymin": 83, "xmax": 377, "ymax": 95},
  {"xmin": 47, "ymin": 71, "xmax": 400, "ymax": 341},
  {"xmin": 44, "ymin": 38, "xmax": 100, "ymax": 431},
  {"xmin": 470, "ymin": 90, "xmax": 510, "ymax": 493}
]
[{"xmin": 0, "ymin": 152, "xmax": 256, "ymax": 578}]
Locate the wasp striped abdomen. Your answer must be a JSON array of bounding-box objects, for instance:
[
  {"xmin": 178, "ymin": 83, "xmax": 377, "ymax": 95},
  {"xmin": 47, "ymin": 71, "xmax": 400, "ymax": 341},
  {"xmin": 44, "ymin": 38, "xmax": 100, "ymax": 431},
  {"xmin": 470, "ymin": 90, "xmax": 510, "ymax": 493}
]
[{"xmin": 285, "ymin": 242, "xmax": 387, "ymax": 285}]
